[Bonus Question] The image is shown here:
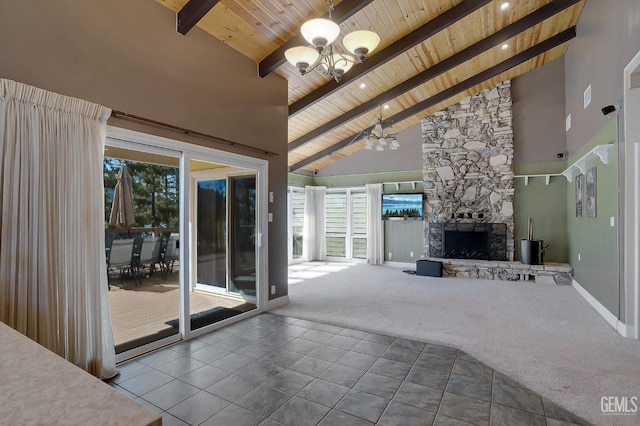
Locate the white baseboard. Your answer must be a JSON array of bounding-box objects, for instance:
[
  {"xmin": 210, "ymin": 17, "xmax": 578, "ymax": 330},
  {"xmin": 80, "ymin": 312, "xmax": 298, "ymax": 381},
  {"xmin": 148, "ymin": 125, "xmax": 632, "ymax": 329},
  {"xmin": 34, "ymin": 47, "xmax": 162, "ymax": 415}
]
[
  {"xmin": 616, "ymin": 321, "xmax": 637, "ymax": 339},
  {"xmin": 572, "ymin": 279, "xmax": 636, "ymax": 338},
  {"xmin": 267, "ymin": 295, "xmax": 290, "ymax": 310},
  {"xmin": 384, "ymin": 261, "xmax": 415, "ymax": 269}
]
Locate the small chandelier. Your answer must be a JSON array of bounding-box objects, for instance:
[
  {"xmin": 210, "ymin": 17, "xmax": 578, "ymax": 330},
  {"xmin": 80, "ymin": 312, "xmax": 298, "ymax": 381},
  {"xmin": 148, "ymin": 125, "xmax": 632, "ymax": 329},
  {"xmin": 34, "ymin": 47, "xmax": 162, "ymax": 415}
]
[
  {"xmin": 364, "ymin": 106, "xmax": 399, "ymax": 151},
  {"xmin": 284, "ymin": 0, "xmax": 380, "ymax": 83}
]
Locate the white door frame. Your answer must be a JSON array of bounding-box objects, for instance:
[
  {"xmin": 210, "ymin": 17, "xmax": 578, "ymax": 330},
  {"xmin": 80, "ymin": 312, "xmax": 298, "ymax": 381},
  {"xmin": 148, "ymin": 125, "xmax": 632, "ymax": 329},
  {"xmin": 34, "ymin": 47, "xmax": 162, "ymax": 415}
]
[
  {"xmin": 191, "ymin": 167, "xmax": 258, "ymax": 301},
  {"xmin": 622, "ymin": 50, "xmax": 640, "ymax": 339},
  {"xmin": 107, "ymin": 126, "xmax": 269, "ymax": 350}
]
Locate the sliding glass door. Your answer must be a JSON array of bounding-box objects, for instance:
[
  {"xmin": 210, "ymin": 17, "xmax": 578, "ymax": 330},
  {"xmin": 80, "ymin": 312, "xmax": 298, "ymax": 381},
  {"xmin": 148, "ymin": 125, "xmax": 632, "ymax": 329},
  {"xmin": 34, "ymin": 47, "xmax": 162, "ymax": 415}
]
[
  {"xmin": 229, "ymin": 175, "xmax": 256, "ymax": 297},
  {"xmin": 104, "ymin": 144, "xmax": 182, "ymax": 356},
  {"xmin": 190, "ymin": 168, "xmax": 257, "ymax": 330},
  {"xmin": 106, "ymin": 127, "xmax": 267, "ymax": 362},
  {"xmin": 196, "ymin": 178, "xmax": 227, "ymax": 289}
]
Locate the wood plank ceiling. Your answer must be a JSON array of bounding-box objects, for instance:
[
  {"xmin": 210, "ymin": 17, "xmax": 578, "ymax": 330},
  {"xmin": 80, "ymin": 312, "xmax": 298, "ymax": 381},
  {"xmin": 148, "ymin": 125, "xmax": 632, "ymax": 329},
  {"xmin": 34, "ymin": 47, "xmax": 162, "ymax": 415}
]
[{"xmin": 155, "ymin": 0, "xmax": 585, "ymax": 172}]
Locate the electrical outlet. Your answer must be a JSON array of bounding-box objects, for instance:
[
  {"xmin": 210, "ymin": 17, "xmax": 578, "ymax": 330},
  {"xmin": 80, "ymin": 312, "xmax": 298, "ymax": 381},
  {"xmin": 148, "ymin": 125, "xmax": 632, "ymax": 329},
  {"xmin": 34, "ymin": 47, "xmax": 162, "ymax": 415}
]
[
  {"xmin": 610, "ymin": 216, "xmax": 615, "ymax": 227},
  {"xmin": 268, "ymin": 212, "xmax": 273, "ymax": 222},
  {"xmin": 410, "ymin": 251, "xmax": 414, "ymax": 257},
  {"xmin": 271, "ymin": 285, "xmax": 276, "ymax": 295},
  {"xmin": 578, "ymin": 253, "xmax": 581, "ymax": 262},
  {"xmin": 388, "ymin": 252, "xmax": 392, "ymax": 260}
]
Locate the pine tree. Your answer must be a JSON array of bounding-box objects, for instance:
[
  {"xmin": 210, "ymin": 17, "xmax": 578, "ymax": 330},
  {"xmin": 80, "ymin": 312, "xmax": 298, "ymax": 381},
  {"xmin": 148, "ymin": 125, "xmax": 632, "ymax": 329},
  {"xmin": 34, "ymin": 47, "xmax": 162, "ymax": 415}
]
[{"xmin": 104, "ymin": 158, "xmax": 179, "ymax": 228}]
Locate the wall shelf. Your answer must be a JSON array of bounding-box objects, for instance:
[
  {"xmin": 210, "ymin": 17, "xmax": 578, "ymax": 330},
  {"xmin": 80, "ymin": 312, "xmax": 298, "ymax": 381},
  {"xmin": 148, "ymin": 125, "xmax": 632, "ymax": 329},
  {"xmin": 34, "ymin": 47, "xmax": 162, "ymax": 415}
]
[
  {"xmin": 382, "ymin": 180, "xmax": 422, "ymax": 191},
  {"xmin": 560, "ymin": 143, "xmax": 614, "ymax": 181},
  {"xmin": 514, "ymin": 173, "xmax": 562, "ymax": 186},
  {"xmin": 514, "ymin": 144, "xmax": 614, "ymax": 185}
]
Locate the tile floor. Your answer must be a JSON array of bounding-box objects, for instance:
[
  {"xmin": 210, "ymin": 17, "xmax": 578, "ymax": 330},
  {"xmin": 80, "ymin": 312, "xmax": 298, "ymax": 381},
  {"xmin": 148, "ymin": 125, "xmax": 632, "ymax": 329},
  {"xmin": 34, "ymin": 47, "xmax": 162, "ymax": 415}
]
[{"xmin": 107, "ymin": 313, "xmax": 588, "ymax": 426}]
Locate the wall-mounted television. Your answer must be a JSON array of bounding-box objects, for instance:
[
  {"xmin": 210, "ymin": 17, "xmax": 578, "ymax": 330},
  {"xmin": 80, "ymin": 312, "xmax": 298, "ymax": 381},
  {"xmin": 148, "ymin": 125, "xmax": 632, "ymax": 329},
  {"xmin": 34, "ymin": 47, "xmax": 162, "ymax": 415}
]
[{"xmin": 382, "ymin": 193, "xmax": 423, "ymax": 220}]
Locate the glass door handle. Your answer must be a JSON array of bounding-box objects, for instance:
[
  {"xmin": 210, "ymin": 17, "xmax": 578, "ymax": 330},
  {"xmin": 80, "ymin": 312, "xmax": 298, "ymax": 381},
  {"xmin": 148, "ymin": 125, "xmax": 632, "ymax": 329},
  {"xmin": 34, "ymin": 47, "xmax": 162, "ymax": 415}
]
[{"xmin": 258, "ymin": 232, "xmax": 263, "ymax": 247}]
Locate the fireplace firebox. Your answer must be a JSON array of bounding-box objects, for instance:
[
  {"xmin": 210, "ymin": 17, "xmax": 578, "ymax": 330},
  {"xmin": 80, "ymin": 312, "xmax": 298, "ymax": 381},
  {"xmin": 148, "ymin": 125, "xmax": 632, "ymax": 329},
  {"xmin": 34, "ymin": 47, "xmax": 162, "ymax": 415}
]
[{"xmin": 429, "ymin": 222, "xmax": 507, "ymax": 261}]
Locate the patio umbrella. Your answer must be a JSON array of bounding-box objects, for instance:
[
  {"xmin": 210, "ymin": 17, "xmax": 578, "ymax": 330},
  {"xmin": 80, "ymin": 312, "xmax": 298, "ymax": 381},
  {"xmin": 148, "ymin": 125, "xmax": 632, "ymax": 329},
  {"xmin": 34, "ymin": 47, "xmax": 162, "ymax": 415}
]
[{"xmin": 109, "ymin": 166, "xmax": 135, "ymax": 227}]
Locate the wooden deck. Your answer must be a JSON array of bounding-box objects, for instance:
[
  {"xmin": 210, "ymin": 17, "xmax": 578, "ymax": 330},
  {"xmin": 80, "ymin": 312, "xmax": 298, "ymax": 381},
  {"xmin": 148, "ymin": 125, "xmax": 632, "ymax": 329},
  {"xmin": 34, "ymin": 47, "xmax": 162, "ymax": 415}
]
[{"xmin": 108, "ymin": 267, "xmax": 254, "ymax": 351}]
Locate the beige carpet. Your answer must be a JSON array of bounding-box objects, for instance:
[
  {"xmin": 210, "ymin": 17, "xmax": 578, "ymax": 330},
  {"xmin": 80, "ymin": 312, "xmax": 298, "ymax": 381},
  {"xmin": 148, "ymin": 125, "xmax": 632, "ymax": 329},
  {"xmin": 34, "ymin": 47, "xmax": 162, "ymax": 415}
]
[{"xmin": 275, "ymin": 262, "xmax": 640, "ymax": 425}]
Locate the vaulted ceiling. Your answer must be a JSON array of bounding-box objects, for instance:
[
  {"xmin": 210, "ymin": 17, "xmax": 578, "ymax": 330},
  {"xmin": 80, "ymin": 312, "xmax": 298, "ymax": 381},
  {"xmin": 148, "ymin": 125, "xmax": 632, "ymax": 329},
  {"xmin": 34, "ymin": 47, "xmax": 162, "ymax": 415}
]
[{"xmin": 155, "ymin": 0, "xmax": 585, "ymax": 172}]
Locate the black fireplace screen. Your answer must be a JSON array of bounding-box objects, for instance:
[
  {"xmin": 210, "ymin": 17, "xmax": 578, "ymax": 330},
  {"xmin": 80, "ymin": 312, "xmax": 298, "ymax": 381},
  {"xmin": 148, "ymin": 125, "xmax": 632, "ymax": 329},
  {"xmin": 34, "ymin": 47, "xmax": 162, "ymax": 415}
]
[{"xmin": 429, "ymin": 222, "xmax": 507, "ymax": 261}]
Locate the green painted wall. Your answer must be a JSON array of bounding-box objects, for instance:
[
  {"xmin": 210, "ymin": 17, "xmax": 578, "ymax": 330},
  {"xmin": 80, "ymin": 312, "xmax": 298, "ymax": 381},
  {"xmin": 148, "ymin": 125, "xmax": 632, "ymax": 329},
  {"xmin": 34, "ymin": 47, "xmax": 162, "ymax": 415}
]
[
  {"xmin": 288, "ymin": 173, "xmax": 315, "ymax": 188},
  {"xmin": 513, "ymin": 161, "xmax": 568, "ymax": 263},
  {"xmin": 384, "ymin": 221, "xmax": 424, "ymax": 263},
  {"xmin": 566, "ymin": 119, "xmax": 619, "ymax": 316},
  {"xmin": 309, "ymin": 170, "xmax": 422, "ymax": 188}
]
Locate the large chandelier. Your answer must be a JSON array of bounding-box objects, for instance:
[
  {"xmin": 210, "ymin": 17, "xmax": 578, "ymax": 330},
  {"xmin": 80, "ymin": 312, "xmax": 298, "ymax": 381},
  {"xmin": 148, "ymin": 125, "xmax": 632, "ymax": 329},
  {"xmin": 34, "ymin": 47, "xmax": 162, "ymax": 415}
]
[
  {"xmin": 364, "ymin": 106, "xmax": 399, "ymax": 151},
  {"xmin": 284, "ymin": 0, "xmax": 380, "ymax": 83}
]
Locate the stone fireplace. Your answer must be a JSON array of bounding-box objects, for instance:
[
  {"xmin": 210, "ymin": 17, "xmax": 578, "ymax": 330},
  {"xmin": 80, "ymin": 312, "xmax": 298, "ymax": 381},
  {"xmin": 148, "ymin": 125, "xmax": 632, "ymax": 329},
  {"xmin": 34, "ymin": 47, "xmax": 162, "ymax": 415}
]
[
  {"xmin": 429, "ymin": 222, "xmax": 507, "ymax": 261},
  {"xmin": 422, "ymin": 81, "xmax": 515, "ymax": 261}
]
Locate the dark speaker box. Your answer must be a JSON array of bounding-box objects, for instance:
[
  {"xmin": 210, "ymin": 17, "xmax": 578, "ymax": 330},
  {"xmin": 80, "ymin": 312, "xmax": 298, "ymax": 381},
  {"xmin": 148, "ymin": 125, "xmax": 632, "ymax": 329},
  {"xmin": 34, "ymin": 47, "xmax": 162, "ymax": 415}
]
[{"xmin": 416, "ymin": 260, "xmax": 443, "ymax": 277}]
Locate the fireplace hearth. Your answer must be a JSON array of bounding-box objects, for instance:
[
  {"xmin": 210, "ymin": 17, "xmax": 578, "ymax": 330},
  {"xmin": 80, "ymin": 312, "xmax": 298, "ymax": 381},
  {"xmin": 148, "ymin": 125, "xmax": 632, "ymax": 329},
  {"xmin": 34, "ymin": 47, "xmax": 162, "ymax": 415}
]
[{"xmin": 429, "ymin": 222, "xmax": 507, "ymax": 261}]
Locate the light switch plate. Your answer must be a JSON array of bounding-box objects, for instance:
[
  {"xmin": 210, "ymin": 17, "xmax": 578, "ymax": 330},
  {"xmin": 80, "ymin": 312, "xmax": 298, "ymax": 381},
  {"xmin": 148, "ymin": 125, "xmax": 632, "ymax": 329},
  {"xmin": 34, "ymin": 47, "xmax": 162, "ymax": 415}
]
[{"xmin": 584, "ymin": 84, "xmax": 592, "ymax": 108}]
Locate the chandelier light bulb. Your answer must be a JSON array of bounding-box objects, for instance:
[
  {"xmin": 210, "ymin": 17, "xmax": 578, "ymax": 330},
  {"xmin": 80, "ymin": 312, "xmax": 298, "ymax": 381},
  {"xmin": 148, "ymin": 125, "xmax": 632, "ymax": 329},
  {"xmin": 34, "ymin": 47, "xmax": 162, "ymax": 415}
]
[
  {"xmin": 332, "ymin": 54, "xmax": 354, "ymax": 73},
  {"xmin": 364, "ymin": 137, "xmax": 374, "ymax": 150},
  {"xmin": 284, "ymin": 0, "xmax": 380, "ymax": 83},
  {"xmin": 320, "ymin": 53, "xmax": 354, "ymax": 82},
  {"xmin": 301, "ymin": 18, "xmax": 340, "ymax": 51},
  {"xmin": 284, "ymin": 46, "xmax": 320, "ymax": 74},
  {"xmin": 342, "ymin": 30, "xmax": 381, "ymax": 63},
  {"xmin": 364, "ymin": 105, "xmax": 397, "ymax": 153}
]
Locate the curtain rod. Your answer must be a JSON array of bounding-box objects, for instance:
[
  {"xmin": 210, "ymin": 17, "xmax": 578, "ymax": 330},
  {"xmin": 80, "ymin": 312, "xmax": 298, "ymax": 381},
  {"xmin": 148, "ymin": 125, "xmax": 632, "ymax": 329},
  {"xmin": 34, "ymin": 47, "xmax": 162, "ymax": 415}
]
[{"xmin": 110, "ymin": 110, "xmax": 279, "ymax": 157}]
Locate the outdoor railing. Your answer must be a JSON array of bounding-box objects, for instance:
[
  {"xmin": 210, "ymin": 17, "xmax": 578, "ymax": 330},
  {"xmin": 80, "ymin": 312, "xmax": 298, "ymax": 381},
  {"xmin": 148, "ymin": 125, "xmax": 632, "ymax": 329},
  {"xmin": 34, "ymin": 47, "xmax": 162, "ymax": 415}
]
[{"xmin": 105, "ymin": 226, "xmax": 179, "ymax": 238}]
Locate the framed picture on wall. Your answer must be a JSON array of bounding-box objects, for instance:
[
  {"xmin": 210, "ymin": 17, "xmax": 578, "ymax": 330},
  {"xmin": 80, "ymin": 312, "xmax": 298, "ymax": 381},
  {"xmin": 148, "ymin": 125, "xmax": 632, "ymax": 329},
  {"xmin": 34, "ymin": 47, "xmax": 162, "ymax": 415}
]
[
  {"xmin": 575, "ymin": 174, "xmax": 584, "ymax": 217},
  {"xmin": 586, "ymin": 167, "xmax": 597, "ymax": 218}
]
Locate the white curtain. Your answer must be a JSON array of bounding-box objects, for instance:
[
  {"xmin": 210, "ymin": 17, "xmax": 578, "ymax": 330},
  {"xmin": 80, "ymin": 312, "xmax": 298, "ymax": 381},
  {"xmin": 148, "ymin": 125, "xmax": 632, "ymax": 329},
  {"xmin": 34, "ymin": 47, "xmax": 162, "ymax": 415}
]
[
  {"xmin": 366, "ymin": 183, "xmax": 384, "ymax": 265},
  {"xmin": 302, "ymin": 185, "xmax": 326, "ymax": 261},
  {"xmin": 0, "ymin": 79, "xmax": 117, "ymax": 378}
]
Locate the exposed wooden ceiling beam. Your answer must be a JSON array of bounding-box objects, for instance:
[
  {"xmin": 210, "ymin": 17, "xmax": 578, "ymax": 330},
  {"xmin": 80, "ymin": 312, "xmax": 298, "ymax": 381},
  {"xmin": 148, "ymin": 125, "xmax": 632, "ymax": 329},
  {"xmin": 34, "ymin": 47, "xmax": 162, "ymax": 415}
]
[
  {"xmin": 288, "ymin": 0, "xmax": 492, "ymax": 117},
  {"xmin": 288, "ymin": 0, "xmax": 582, "ymax": 152},
  {"xmin": 177, "ymin": 0, "xmax": 220, "ymax": 35},
  {"xmin": 289, "ymin": 26, "xmax": 577, "ymax": 172},
  {"xmin": 258, "ymin": 0, "xmax": 374, "ymax": 78}
]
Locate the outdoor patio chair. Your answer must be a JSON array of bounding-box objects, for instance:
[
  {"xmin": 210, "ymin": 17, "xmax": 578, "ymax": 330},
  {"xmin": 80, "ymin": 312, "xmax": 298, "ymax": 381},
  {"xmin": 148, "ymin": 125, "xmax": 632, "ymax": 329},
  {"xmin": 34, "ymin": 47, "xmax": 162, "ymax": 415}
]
[
  {"xmin": 135, "ymin": 236, "xmax": 162, "ymax": 282},
  {"xmin": 162, "ymin": 233, "xmax": 180, "ymax": 276},
  {"xmin": 106, "ymin": 238, "xmax": 136, "ymax": 289}
]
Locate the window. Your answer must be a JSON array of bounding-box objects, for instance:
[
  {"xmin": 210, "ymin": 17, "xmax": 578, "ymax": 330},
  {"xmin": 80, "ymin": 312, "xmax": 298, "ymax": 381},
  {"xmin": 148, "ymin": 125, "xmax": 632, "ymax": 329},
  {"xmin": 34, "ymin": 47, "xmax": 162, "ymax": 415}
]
[
  {"xmin": 326, "ymin": 193, "xmax": 347, "ymax": 257},
  {"xmin": 288, "ymin": 187, "xmax": 305, "ymax": 260},
  {"xmin": 352, "ymin": 192, "xmax": 367, "ymax": 259},
  {"xmin": 325, "ymin": 189, "xmax": 367, "ymax": 260}
]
